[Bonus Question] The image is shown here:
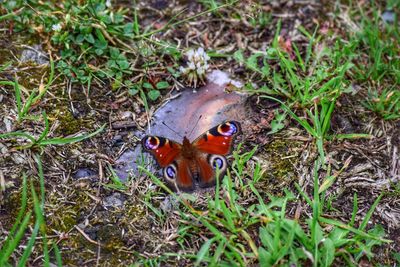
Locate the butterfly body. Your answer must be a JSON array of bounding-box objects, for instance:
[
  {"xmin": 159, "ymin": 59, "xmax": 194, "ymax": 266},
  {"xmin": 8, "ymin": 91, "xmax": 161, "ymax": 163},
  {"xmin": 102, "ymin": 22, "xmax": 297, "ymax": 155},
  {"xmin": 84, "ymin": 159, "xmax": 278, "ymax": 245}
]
[
  {"xmin": 142, "ymin": 121, "xmax": 241, "ymax": 192},
  {"xmin": 181, "ymin": 137, "xmax": 196, "ymax": 159}
]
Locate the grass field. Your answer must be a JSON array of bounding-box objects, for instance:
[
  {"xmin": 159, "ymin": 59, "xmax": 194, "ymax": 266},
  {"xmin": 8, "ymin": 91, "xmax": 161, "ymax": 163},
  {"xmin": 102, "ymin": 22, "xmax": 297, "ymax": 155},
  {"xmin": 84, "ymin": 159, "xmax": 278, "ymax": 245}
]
[{"xmin": 0, "ymin": 1, "xmax": 399, "ymax": 266}]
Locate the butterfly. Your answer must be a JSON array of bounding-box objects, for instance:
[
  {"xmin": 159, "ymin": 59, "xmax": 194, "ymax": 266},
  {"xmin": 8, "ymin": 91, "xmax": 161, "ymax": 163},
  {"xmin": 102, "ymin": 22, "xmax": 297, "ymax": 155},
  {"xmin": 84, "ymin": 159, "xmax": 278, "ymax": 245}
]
[{"xmin": 141, "ymin": 121, "xmax": 241, "ymax": 192}]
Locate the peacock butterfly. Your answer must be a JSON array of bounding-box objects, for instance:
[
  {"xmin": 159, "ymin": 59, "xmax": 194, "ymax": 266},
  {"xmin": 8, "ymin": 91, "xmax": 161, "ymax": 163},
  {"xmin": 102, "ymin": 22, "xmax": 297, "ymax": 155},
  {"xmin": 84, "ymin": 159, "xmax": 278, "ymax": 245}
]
[{"xmin": 141, "ymin": 121, "xmax": 241, "ymax": 192}]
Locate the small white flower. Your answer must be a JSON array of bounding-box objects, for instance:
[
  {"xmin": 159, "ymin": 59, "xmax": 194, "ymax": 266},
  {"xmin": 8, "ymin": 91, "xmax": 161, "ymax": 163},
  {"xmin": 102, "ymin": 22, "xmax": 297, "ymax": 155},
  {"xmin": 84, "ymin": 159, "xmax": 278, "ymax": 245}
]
[
  {"xmin": 188, "ymin": 62, "xmax": 196, "ymax": 70},
  {"xmin": 106, "ymin": 0, "xmax": 112, "ymax": 8},
  {"xmin": 193, "ymin": 52, "xmax": 199, "ymax": 60},
  {"xmin": 179, "ymin": 66, "xmax": 186, "ymax": 73},
  {"xmin": 187, "ymin": 49, "xmax": 195, "ymax": 60},
  {"xmin": 52, "ymin": 23, "xmax": 62, "ymax": 32},
  {"xmin": 179, "ymin": 47, "xmax": 210, "ymax": 87},
  {"xmin": 197, "ymin": 67, "xmax": 205, "ymax": 75}
]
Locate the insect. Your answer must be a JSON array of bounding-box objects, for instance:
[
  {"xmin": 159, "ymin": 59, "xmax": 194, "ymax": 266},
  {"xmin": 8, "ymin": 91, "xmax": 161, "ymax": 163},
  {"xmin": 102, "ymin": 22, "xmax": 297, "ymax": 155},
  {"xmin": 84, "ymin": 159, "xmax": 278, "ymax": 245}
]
[{"xmin": 141, "ymin": 121, "xmax": 241, "ymax": 192}]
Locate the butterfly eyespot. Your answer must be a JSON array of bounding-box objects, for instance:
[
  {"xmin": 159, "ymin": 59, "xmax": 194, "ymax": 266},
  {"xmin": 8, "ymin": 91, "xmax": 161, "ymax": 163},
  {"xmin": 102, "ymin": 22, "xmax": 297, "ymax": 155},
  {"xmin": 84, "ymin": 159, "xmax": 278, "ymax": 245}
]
[
  {"xmin": 144, "ymin": 136, "xmax": 160, "ymax": 150},
  {"xmin": 208, "ymin": 155, "xmax": 227, "ymax": 171},
  {"xmin": 213, "ymin": 158, "xmax": 223, "ymax": 169},
  {"xmin": 163, "ymin": 164, "xmax": 177, "ymax": 179},
  {"xmin": 218, "ymin": 122, "xmax": 238, "ymax": 136}
]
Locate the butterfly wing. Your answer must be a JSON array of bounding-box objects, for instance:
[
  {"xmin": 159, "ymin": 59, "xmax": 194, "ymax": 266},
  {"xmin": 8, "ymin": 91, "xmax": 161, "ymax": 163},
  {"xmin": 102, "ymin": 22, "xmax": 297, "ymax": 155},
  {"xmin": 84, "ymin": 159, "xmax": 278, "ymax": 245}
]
[
  {"xmin": 142, "ymin": 121, "xmax": 240, "ymax": 191},
  {"xmin": 172, "ymin": 158, "xmax": 195, "ymax": 191},
  {"xmin": 160, "ymin": 157, "xmax": 196, "ymax": 192},
  {"xmin": 141, "ymin": 136, "xmax": 181, "ymax": 167},
  {"xmin": 192, "ymin": 121, "xmax": 241, "ymax": 187},
  {"xmin": 194, "ymin": 153, "xmax": 227, "ymax": 188},
  {"xmin": 142, "ymin": 136, "xmax": 195, "ymax": 191},
  {"xmin": 193, "ymin": 121, "xmax": 241, "ymax": 155}
]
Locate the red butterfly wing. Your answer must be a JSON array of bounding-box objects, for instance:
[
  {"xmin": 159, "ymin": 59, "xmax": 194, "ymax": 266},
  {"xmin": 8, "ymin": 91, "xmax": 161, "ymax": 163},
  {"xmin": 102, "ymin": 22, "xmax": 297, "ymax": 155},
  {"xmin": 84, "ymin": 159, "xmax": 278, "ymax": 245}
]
[
  {"xmin": 193, "ymin": 121, "xmax": 241, "ymax": 155},
  {"xmin": 193, "ymin": 121, "xmax": 240, "ymax": 187},
  {"xmin": 174, "ymin": 158, "xmax": 195, "ymax": 191},
  {"xmin": 141, "ymin": 136, "xmax": 181, "ymax": 167},
  {"xmin": 196, "ymin": 155, "xmax": 214, "ymax": 186},
  {"xmin": 142, "ymin": 121, "xmax": 240, "ymax": 191},
  {"xmin": 142, "ymin": 136, "xmax": 195, "ymax": 191}
]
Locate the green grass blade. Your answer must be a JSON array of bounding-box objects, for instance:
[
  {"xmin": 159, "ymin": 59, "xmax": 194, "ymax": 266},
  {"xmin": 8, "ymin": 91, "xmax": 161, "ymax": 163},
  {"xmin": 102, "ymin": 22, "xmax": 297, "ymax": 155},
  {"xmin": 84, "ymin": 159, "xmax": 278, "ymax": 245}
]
[
  {"xmin": 0, "ymin": 174, "xmax": 28, "ymax": 251},
  {"xmin": 0, "ymin": 131, "xmax": 36, "ymax": 143},
  {"xmin": 20, "ymin": 90, "xmax": 37, "ymax": 122},
  {"xmin": 294, "ymin": 183, "xmax": 312, "ymax": 206},
  {"xmin": 319, "ymin": 217, "xmax": 391, "ymax": 243},
  {"xmin": 13, "ymin": 77, "xmax": 22, "ymax": 118},
  {"xmin": 0, "ymin": 211, "xmax": 32, "ymax": 265},
  {"xmin": 0, "ymin": 61, "xmax": 12, "ymax": 72},
  {"xmin": 212, "ymin": 238, "xmax": 227, "ymax": 265},
  {"xmin": 0, "ymin": 8, "xmax": 24, "ymax": 21},
  {"xmin": 39, "ymin": 123, "xmax": 106, "ymax": 146},
  {"xmin": 30, "ymin": 183, "xmax": 50, "ymax": 267},
  {"xmin": 132, "ymin": 0, "xmax": 140, "ymax": 35},
  {"xmin": 321, "ymin": 238, "xmax": 335, "ymax": 267},
  {"xmin": 0, "ymin": 81, "xmax": 16, "ymax": 86},
  {"xmin": 195, "ymin": 237, "xmax": 216, "ymax": 266},
  {"xmin": 271, "ymin": 198, "xmax": 287, "ymax": 264},
  {"xmin": 321, "ymin": 97, "xmax": 337, "ymax": 136},
  {"xmin": 220, "ymin": 200, "xmax": 235, "ymax": 232},
  {"xmin": 312, "ymin": 161, "xmax": 320, "ymax": 267},
  {"xmin": 39, "ymin": 55, "xmax": 54, "ymax": 100},
  {"xmin": 52, "ymin": 242, "xmax": 63, "ymax": 267},
  {"xmin": 36, "ymin": 111, "xmax": 50, "ymax": 144},
  {"xmin": 350, "ymin": 193, "xmax": 358, "ymax": 227},
  {"xmin": 328, "ymin": 133, "xmax": 373, "ymax": 140},
  {"xmin": 260, "ymin": 95, "xmax": 316, "ymax": 136},
  {"xmin": 35, "ymin": 155, "xmax": 45, "ymax": 207},
  {"xmin": 18, "ymin": 219, "xmax": 40, "ymax": 267},
  {"xmin": 359, "ymin": 194, "xmax": 382, "ymax": 231}
]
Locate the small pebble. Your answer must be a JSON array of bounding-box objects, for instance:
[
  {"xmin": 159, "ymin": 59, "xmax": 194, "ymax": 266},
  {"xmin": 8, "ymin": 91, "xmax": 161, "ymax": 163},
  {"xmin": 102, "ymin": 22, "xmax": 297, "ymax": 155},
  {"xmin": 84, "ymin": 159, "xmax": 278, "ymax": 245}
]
[
  {"xmin": 73, "ymin": 168, "xmax": 98, "ymax": 179},
  {"xmin": 103, "ymin": 192, "xmax": 125, "ymax": 208}
]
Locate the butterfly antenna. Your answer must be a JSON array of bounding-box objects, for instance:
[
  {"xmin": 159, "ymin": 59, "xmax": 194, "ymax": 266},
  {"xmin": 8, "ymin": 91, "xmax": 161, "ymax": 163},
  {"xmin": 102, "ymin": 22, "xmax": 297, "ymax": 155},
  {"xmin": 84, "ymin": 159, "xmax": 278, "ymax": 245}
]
[
  {"xmin": 162, "ymin": 121, "xmax": 183, "ymax": 138},
  {"xmin": 188, "ymin": 115, "xmax": 202, "ymax": 138}
]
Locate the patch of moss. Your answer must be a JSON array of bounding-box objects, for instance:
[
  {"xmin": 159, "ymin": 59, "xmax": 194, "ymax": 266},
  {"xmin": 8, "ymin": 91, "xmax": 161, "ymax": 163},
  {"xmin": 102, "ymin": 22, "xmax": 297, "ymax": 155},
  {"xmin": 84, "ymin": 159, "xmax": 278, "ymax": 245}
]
[
  {"xmin": 50, "ymin": 106, "xmax": 84, "ymax": 136},
  {"xmin": 1, "ymin": 180, "xmax": 46, "ymax": 235},
  {"xmin": 46, "ymin": 187, "xmax": 94, "ymax": 233},
  {"xmin": 1, "ymin": 190, "xmax": 26, "ymax": 229},
  {"xmin": 0, "ymin": 32, "xmax": 14, "ymax": 66},
  {"xmin": 97, "ymin": 224, "xmax": 125, "ymax": 251},
  {"xmin": 257, "ymin": 138, "xmax": 302, "ymax": 194},
  {"xmin": 47, "ymin": 193, "xmax": 153, "ymax": 265},
  {"xmin": 0, "ymin": 48, "xmax": 13, "ymax": 66},
  {"xmin": 50, "ymin": 209, "xmax": 78, "ymax": 232}
]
